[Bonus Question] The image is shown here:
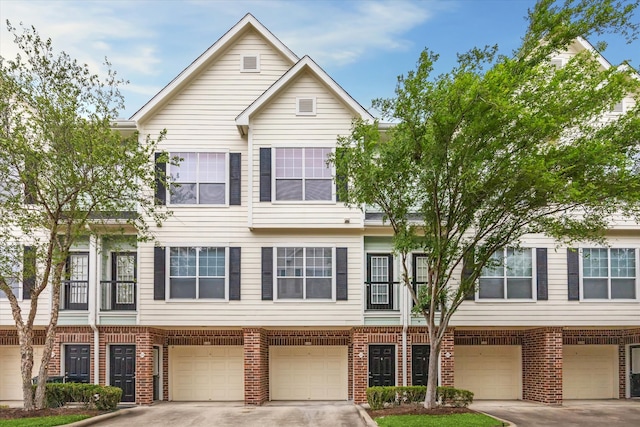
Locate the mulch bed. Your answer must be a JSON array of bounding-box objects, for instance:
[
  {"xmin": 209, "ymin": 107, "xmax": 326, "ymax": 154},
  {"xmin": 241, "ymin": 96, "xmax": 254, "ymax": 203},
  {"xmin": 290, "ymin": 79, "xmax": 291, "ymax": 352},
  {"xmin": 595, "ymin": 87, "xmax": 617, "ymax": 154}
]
[
  {"xmin": 367, "ymin": 404, "xmax": 474, "ymax": 417},
  {"xmin": 0, "ymin": 406, "xmax": 105, "ymax": 420}
]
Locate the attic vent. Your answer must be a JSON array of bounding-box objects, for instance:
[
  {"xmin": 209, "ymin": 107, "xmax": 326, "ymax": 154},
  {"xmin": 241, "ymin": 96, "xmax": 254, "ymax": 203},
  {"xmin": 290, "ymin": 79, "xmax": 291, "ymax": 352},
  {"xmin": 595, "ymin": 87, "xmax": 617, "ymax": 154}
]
[
  {"xmin": 613, "ymin": 101, "xmax": 624, "ymax": 113},
  {"xmin": 297, "ymin": 97, "xmax": 316, "ymax": 115},
  {"xmin": 241, "ymin": 54, "xmax": 260, "ymax": 72},
  {"xmin": 550, "ymin": 58, "xmax": 564, "ymax": 69}
]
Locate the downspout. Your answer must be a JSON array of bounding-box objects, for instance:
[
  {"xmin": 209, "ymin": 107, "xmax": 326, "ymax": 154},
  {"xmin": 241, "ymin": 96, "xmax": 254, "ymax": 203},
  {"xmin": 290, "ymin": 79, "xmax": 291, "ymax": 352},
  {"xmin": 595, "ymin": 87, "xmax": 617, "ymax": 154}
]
[
  {"xmin": 402, "ymin": 265, "xmax": 408, "ymax": 387},
  {"xmin": 89, "ymin": 235, "xmax": 99, "ymax": 385}
]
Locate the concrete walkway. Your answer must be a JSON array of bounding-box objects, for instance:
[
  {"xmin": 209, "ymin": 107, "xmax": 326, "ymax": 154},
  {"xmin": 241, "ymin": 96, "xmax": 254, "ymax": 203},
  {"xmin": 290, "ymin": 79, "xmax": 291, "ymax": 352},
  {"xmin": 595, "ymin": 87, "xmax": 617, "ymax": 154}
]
[{"xmin": 471, "ymin": 400, "xmax": 640, "ymax": 427}]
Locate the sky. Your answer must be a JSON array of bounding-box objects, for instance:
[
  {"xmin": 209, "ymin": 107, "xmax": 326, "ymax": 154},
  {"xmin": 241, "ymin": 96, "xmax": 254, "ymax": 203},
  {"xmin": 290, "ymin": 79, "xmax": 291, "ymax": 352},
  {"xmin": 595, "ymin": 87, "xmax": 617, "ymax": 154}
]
[{"xmin": 1, "ymin": 0, "xmax": 639, "ymax": 119}]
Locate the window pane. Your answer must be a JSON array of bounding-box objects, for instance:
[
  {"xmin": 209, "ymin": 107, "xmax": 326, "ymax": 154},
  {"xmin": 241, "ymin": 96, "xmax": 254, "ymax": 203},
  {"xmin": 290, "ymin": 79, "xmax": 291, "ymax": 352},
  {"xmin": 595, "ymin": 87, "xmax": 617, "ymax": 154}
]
[
  {"xmin": 612, "ymin": 278, "xmax": 636, "ymax": 299},
  {"xmin": 116, "ymin": 256, "xmax": 135, "ymax": 282},
  {"xmin": 0, "ymin": 247, "xmax": 21, "ymax": 298},
  {"xmin": 170, "ymin": 183, "xmax": 197, "ymax": 204},
  {"xmin": 278, "ymin": 278, "xmax": 303, "ymax": 298},
  {"xmin": 116, "ymin": 282, "xmax": 135, "ymax": 304},
  {"xmin": 507, "ymin": 278, "xmax": 532, "ymax": 298},
  {"xmin": 170, "ymin": 247, "xmax": 196, "ymax": 277},
  {"xmin": 199, "ymin": 183, "xmax": 225, "ymax": 204},
  {"xmin": 506, "ymin": 248, "xmax": 532, "ymax": 277},
  {"xmin": 583, "ymin": 248, "xmax": 608, "ymax": 278},
  {"xmin": 199, "ymin": 247, "xmax": 225, "ymax": 277},
  {"xmin": 277, "ymin": 248, "xmax": 303, "ymax": 277},
  {"xmin": 69, "ymin": 254, "xmax": 89, "ymax": 281},
  {"xmin": 479, "ymin": 278, "xmax": 504, "ymax": 298},
  {"xmin": 481, "ymin": 251, "xmax": 504, "ymax": 277},
  {"xmin": 304, "ymin": 148, "xmax": 332, "ymax": 178},
  {"xmin": 275, "ymin": 148, "xmax": 303, "ymax": 178},
  {"xmin": 199, "ymin": 278, "xmax": 225, "ymax": 299},
  {"xmin": 415, "ymin": 257, "xmax": 428, "ymax": 283},
  {"xmin": 371, "ymin": 256, "xmax": 389, "ymax": 282},
  {"xmin": 306, "ymin": 248, "xmax": 332, "ymax": 277},
  {"xmin": 171, "ymin": 152, "xmax": 197, "ymax": 183},
  {"xmin": 610, "ymin": 248, "xmax": 635, "ymax": 278},
  {"xmin": 198, "ymin": 153, "xmax": 225, "ymax": 183},
  {"xmin": 583, "ymin": 278, "xmax": 608, "ymax": 299},
  {"xmin": 372, "ymin": 283, "xmax": 389, "ymax": 304},
  {"xmin": 305, "ymin": 179, "xmax": 332, "ymax": 200},
  {"xmin": 170, "ymin": 278, "xmax": 196, "ymax": 298},
  {"xmin": 276, "ymin": 179, "xmax": 303, "ymax": 200},
  {"xmin": 306, "ymin": 278, "xmax": 332, "ymax": 298}
]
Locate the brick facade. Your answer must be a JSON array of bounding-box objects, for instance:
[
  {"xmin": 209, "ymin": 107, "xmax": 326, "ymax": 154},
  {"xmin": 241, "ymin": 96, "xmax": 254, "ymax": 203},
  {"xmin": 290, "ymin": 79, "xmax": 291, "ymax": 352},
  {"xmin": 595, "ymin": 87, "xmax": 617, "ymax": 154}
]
[{"xmin": 522, "ymin": 327, "xmax": 563, "ymax": 405}]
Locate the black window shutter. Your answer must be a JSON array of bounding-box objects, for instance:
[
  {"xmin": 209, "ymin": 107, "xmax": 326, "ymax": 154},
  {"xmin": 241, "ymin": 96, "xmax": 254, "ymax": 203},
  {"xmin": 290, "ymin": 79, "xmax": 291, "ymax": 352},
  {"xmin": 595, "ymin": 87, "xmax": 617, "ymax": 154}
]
[
  {"xmin": 22, "ymin": 246, "xmax": 36, "ymax": 300},
  {"xmin": 229, "ymin": 247, "xmax": 241, "ymax": 300},
  {"xmin": 154, "ymin": 152, "xmax": 167, "ymax": 206},
  {"xmin": 336, "ymin": 247, "xmax": 348, "ymax": 300},
  {"xmin": 259, "ymin": 148, "xmax": 272, "ymax": 202},
  {"xmin": 154, "ymin": 246, "xmax": 166, "ymax": 300},
  {"xmin": 462, "ymin": 249, "xmax": 475, "ymax": 300},
  {"xmin": 261, "ymin": 247, "xmax": 273, "ymax": 300},
  {"xmin": 229, "ymin": 153, "xmax": 241, "ymax": 206},
  {"xmin": 335, "ymin": 148, "xmax": 347, "ymax": 202},
  {"xmin": 536, "ymin": 248, "xmax": 548, "ymax": 300},
  {"xmin": 567, "ymin": 248, "xmax": 580, "ymax": 300}
]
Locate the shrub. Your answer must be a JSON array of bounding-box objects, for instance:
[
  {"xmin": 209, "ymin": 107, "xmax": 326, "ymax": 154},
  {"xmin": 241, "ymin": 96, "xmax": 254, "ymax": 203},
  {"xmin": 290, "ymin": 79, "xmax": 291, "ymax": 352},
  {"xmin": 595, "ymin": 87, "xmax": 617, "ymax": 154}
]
[
  {"xmin": 395, "ymin": 386, "xmax": 426, "ymax": 403},
  {"xmin": 32, "ymin": 383, "xmax": 122, "ymax": 410},
  {"xmin": 437, "ymin": 386, "xmax": 474, "ymax": 407},
  {"xmin": 365, "ymin": 385, "xmax": 473, "ymax": 409},
  {"xmin": 366, "ymin": 386, "xmax": 397, "ymax": 410}
]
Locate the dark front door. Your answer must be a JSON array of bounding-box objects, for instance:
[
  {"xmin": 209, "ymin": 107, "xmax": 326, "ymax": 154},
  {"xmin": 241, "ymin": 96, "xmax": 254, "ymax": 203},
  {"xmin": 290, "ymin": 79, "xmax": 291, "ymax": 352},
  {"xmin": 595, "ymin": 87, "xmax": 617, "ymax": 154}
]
[
  {"xmin": 110, "ymin": 345, "xmax": 136, "ymax": 402},
  {"xmin": 412, "ymin": 345, "xmax": 430, "ymax": 386},
  {"xmin": 369, "ymin": 345, "xmax": 395, "ymax": 387},
  {"xmin": 631, "ymin": 346, "xmax": 640, "ymax": 397},
  {"xmin": 111, "ymin": 253, "xmax": 136, "ymax": 311},
  {"xmin": 65, "ymin": 345, "xmax": 90, "ymax": 383},
  {"xmin": 152, "ymin": 346, "xmax": 160, "ymax": 401}
]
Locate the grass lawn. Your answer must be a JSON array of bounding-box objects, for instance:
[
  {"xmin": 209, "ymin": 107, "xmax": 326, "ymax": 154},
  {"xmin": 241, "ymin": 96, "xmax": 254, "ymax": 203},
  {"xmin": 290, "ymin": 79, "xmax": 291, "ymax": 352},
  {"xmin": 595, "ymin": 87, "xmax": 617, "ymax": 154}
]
[
  {"xmin": 0, "ymin": 414, "xmax": 92, "ymax": 426},
  {"xmin": 375, "ymin": 413, "xmax": 507, "ymax": 427}
]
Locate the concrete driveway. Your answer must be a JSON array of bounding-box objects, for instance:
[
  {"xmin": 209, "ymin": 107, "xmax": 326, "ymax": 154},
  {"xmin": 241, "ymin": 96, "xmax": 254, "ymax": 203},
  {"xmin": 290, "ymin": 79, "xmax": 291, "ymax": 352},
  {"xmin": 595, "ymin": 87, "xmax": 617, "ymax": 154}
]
[
  {"xmin": 471, "ymin": 400, "xmax": 640, "ymax": 427},
  {"xmin": 88, "ymin": 401, "xmax": 365, "ymax": 427}
]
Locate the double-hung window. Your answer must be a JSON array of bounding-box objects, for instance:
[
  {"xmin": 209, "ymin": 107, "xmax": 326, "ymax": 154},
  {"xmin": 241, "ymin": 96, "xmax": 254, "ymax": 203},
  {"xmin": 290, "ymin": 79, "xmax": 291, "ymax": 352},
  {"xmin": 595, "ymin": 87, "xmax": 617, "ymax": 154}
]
[
  {"xmin": 0, "ymin": 246, "xmax": 21, "ymax": 299},
  {"xmin": 479, "ymin": 248, "xmax": 533, "ymax": 299},
  {"xmin": 169, "ymin": 152, "xmax": 227, "ymax": 205},
  {"xmin": 582, "ymin": 248, "xmax": 636, "ymax": 299},
  {"xmin": 276, "ymin": 247, "xmax": 332, "ymax": 299},
  {"xmin": 274, "ymin": 148, "xmax": 333, "ymax": 201},
  {"xmin": 169, "ymin": 247, "xmax": 226, "ymax": 299}
]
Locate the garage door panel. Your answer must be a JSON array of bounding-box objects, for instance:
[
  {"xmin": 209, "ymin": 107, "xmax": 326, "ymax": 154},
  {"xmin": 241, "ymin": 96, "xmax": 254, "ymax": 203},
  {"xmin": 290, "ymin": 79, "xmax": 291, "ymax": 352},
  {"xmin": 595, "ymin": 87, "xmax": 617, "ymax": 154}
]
[
  {"xmin": 455, "ymin": 345, "xmax": 522, "ymax": 400},
  {"xmin": 270, "ymin": 346, "xmax": 347, "ymax": 401},
  {"xmin": 0, "ymin": 347, "xmax": 44, "ymax": 401},
  {"xmin": 563, "ymin": 345, "xmax": 617, "ymax": 399},
  {"xmin": 169, "ymin": 346, "xmax": 243, "ymax": 401}
]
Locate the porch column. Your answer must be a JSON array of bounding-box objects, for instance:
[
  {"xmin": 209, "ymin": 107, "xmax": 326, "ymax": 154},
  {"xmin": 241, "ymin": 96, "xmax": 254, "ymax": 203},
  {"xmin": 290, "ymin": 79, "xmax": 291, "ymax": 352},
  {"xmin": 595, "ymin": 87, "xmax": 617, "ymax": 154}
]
[
  {"xmin": 523, "ymin": 327, "xmax": 563, "ymax": 405},
  {"xmin": 352, "ymin": 327, "xmax": 368, "ymax": 404},
  {"xmin": 440, "ymin": 328, "xmax": 455, "ymax": 387},
  {"xmin": 135, "ymin": 329, "xmax": 154, "ymax": 405},
  {"xmin": 243, "ymin": 328, "xmax": 268, "ymax": 405}
]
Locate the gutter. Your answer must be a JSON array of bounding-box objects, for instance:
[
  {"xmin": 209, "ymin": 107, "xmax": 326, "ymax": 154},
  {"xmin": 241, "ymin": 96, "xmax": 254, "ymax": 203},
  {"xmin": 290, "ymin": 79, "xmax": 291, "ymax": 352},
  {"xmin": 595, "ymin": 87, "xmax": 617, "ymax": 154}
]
[{"xmin": 402, "ymin": 275, "xmax": 408, "ymax": 387}]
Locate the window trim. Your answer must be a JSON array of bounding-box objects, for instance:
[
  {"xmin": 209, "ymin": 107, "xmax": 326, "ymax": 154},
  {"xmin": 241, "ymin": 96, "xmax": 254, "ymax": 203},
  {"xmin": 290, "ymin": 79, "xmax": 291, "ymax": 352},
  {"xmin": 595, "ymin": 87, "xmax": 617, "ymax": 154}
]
[
  {"xmin": 579, "ymin": 246, "xmax": 639, "ymax": 301},
  {"xmin": 167, "ymin": 151, "xmax": 229, "ymax": 207},
  {"xmin": 165, "ymin": 246, "xmax": 229, "ymax": 301},
  {"xmin": 476, "ymin": 247, "xmax": 537, "ymax": 302},
  {"xmin": 272, "ymin": 146, "xmax": 335, "ymax": 203},
  {"xmin": 240, "ymin": 54, "xmax": 260, "ymax": 73},
  {"xmin": 273, "ymin": 246, "xmax": 336, "ymax": 302}
]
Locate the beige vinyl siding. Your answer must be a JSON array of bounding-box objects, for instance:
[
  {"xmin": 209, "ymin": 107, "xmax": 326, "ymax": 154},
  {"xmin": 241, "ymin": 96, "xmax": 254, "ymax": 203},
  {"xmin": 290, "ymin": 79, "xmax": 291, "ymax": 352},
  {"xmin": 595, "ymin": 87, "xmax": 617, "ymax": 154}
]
[
  {"xmin": 137, "ymin": 233, "xmax": 363, "ymax": 326},
  {"xmin": 251, "ymin": 72, "xmax": 363, "ymax": 228}
]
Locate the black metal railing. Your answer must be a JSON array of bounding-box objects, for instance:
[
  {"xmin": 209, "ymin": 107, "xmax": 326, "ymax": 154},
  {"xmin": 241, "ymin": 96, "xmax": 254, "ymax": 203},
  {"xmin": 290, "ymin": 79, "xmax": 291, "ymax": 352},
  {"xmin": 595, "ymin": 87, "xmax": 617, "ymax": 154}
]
[
  {"xmin": 100, "ymin": 280, "xmax": 137, "ymax": 311},
  {"xmin": 365, "ymin": 281, "xmax": 400, "ymax": 310},
  {"xmin": 61, "ymin": 280, "xmax": 89, "ymax": 310}
]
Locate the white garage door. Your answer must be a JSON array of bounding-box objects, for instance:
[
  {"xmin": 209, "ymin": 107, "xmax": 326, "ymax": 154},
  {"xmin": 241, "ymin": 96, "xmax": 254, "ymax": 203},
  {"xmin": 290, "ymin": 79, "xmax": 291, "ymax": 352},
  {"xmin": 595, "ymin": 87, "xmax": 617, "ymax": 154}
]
[
  {"xmin": 169, "ymin": 346, "xmax": 243, "ymax": 401},
  {"xmin": 563, "ymin": 345, "xmax": 618, "ymax": 399},
  {"xmin": 270, "ymin": 346, "xmax": 348, "ymax": 400},
  {"xmin": 0, "ymin": 346, "xmax": 44, "ymax": 400},
  {"xmin": 455, "ymin": 345, "xmax": 522, "ymax": 399}
]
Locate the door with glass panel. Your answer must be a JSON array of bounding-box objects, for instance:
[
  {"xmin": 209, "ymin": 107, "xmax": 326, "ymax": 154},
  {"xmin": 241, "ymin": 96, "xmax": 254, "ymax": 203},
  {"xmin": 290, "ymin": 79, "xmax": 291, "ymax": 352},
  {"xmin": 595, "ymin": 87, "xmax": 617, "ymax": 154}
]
[
  {"xmin": 366, "ymin": 254, "xmax": 394, "ymax": 310},
  {"xmin": 64, "ymin": 253, "xmax": 89, "ymax": 310},
  {"xmin": 111, "ymin": 253, "xmax": 136, "ymax": 310}
]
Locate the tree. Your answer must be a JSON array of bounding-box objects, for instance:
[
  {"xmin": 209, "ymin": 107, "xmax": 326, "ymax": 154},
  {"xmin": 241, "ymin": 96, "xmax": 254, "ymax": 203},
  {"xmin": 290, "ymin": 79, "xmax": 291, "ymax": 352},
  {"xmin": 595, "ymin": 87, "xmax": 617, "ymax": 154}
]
[
  {"xmin": 0, "ymin": 22, "xmax": 167, "ymax": 410},
  {"xmin": 333, "ymin": 0, "xmax": 640, "ymax": 409}
]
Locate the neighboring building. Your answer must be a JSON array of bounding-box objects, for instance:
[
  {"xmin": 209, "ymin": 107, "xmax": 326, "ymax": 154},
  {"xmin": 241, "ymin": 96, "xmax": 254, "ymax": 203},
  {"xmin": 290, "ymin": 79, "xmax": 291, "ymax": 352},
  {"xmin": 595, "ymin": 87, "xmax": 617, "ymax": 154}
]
[{"xmin": 1, "ymin": 14, "xmax": 639, "ymax": 406}]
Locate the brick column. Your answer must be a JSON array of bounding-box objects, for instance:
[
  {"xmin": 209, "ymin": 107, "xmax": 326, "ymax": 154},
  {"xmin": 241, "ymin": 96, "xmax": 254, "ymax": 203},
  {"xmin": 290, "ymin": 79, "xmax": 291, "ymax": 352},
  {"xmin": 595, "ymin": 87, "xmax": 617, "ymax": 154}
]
[
  {"xmin": 523, "ymin": 327, "xmax": 563, "ymax": 405},
  {"xmin": 352, "ymin": 328, "xmax": 368, "ymax": 404},
  {"xmin": 440, "ymin": 328, "xmax": 455, "ymax": 387},
  {"xmin": 135, "ymin": 329, "xmax": 154, "ymax": 405},
  {"xmin": 243, "ymin": 328, "xmax": 268, "ymax": 405}
]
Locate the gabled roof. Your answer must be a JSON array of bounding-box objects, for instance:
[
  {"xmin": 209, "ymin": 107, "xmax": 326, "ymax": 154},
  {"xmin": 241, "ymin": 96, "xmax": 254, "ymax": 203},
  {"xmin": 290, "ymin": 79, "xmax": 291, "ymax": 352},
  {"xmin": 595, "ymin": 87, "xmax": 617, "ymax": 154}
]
[
  {"xmin": 235, "ymin": 55, "xmax": 374, "ymax": 135},
  {"xmin": 131, "ymin": 13, "xmax": 299, "ymax": 123}
]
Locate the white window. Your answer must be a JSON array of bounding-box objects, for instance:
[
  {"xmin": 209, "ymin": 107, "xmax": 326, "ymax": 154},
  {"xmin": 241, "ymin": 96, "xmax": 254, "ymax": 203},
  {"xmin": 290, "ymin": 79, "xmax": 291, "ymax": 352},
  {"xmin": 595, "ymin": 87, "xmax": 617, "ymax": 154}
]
[
  {"xmin": 479, "ymin": 248, "xmax": 533, "ymax": 299},
  {"xmin": 0, "ymin": 246, "xmax": 21, "ymax": 299},
  {"xmin": 169, "ymin": 247, "xmax": 226, "ymax": 299},
  {"xmin": 276, "ymin": 247, "xmax": 333, "ymax": 299},
  {"xmin": 296, "ymin": 97, "xmax": 316, "ymax": 115},
  {"xmin": 241, "ymin": 54, "xmax": 260, "ymax": 72},
  {"xmin": 169, "ymin": 152, "xmax": 227, "ymax": 205},
  {"xmin": 370, "ymin": 256, "xmax": 390, "ymax": 305},
  {"xmin": 274, "ymin": 148, "xmax": 333, "ymax": 201},
  {"xmin": 414, "ymin": 255, "xmax": 429, "ymax": 300},
  {"xmin": 582, "ymin": 248, "xmax": 636, "ymax": 299}
]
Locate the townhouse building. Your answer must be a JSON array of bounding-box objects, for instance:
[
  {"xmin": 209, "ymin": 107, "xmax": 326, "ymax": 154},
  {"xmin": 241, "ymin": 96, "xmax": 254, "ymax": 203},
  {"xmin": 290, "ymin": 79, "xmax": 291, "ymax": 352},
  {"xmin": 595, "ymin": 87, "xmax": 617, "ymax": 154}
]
[{"xmin": 1, "ymin": 14, "xmax": 639, "ymax": 406}]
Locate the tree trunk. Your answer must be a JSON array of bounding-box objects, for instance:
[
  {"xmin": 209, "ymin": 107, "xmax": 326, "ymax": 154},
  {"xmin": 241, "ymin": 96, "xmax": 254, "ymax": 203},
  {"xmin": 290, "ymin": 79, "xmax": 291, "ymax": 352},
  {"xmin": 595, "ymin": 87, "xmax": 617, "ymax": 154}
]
[
  {"xmin": 18, "ymin": 326, "xmax": 35, "ymax": 411},
  {"xmin": 424, "ymin": 335, "xmax": 442, "ymax": 409},
  {"xmin": 34, "ymin": 276, "xmax": 62, "ymax": 409}
]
